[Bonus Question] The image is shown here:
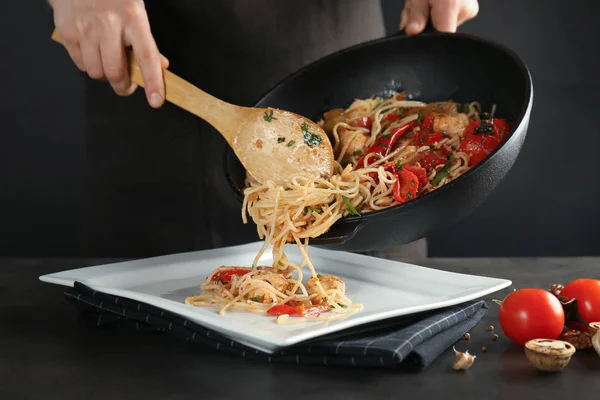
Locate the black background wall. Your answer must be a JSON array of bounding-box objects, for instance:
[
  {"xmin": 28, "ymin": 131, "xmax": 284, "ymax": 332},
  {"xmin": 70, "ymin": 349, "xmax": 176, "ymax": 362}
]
[{"xmin": 2, "ymin": 0, "xmax": 599, "ymax": 258}]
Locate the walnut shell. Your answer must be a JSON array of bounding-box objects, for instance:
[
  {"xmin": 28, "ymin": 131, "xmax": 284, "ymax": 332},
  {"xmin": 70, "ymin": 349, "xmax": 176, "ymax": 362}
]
[
  {"xmin": 558, "ymin": 329, "xmax": 592, "ymax": 350},
  {"xmin": 525, "ymin": 339, "xmax": 576, "ymax": 372}
]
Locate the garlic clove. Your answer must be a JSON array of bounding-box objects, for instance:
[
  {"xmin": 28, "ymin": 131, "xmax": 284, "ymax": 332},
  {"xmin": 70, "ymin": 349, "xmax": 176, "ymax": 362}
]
[
  {"xmin": 590, "ymin": 322, "xmax": 600, "ymax": 357},
  {"xmin": 524, "ymin": 339, "xmax": 576, "ymax": 372},
  {"xmin": 452, "ymin": 346, "xmax": 476, "ymax": 371}
]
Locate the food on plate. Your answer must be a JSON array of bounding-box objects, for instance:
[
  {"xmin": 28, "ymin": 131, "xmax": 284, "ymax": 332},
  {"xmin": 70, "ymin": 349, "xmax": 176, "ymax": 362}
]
[
  {"xmin": 498, "ymin": 288, "xmax": 565, "ymax": 345},
  {"xmin": 186, "ymin": 92, "xmax": 513, "ymax": 323},
  {"xmin": 185, "ymin": 267, "xmax": 356, "ymax": 323},
  {"xmin": 452, "ymin": 346, "xmax": 476, "ymax": 371},
  {"xmin": 524, "ymin": 339, "xmax": 576, "ymax": 372}
]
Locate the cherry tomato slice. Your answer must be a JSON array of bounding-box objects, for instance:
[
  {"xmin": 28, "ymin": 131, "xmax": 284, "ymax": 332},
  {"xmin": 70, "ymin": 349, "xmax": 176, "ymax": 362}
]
[
  {"xmin": 421, "ymin": 115, "xmax": 436, "ymax": 132},
  {"xmin": 460, "ymin": 133, "xmax": 500, "ymax": 166},
  {"xmin": 212, "ymin": 267, "xmax": 252, "ymax": 284},
  {"xmin": 415, "ymin": 131, "xmax": 443, "ymax": 147},
  {"xmin": 266, "ymin": 304, "xmax": 298, "ymax": 317},
  {"xmin": 393, "ymin": 169, "xmax": 419, "ymax": 203},
  {"xmin": 498, "ymin": 288, "xmax": 565, "ymax": 345},
  {"xmin": 420, "ymin": 151, "xmax": 446, "ymax": 170},
  {"xmin": 403, "ymin": 164, "xmax": 428, "ymax": 187}
]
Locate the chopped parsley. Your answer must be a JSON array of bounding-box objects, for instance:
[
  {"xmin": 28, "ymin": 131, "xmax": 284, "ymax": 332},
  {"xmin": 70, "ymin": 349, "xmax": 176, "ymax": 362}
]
[
  {"xmin": 301, "ymin": 122, "xmax": 323, "ymax": 148},
  {"xmin": 432, "ymin": 164, "xmax": 452, "ymax": 186},
  {"xmin": 342, "ymin": 196, "xmax": 360, "ymax": 216},
  {"xmin": 460, "ymin": 103, "xmax": 471, "ymax": 113},
  {"xmin": 407, "ymin": 192, "xmax": 413, "ymax": 199},
  {"xmin": 395, "ymin": 160, "xmax": 403, "ymax": 170},
  {"xmin": 310, "ymin": 206, "xmax": 322, "ymax": 214},
  {"xmin": 352, "ymin": 150, "xmax": 362, "ymax": 156},
  {"xmin": 277, "ymin": 137, "xmax": 285, "ymax": 143},
  {"xmin": 287, "ymin": 140, "xmax": 296, "ymax": 147},
  {"xmin": 263, "ymin": 109, "xmax": 277, "ymax": 122},
  {"xmin": 248, "ymin": 296, "xmax": 261, "ymax": 302},
  {"xmin": 474, "ymin": 120, "xmax": 494, "ymax": 135}
]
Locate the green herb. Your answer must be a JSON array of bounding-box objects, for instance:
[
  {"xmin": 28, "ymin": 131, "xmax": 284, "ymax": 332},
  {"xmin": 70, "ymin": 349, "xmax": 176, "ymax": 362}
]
[
  {"xmin": 310, "ymin": 206, "xmax": 322, "ymax": 214},
  {"xmin": 429, "ymin": 144, "xmax": 435, "ymax": 149},
  {"xmin": 352, "ymin": 150, "xmax": 362, "ymax": 156},
  {"xmin": 480, "ymin": 112, "xmax": 490, "ymax": 119},
  {"xmin": 407, "ymin": 192, "xmax": 413, "ymax": 199},
  {"xmin": 300, "ymin": 122, "xmax": 323, "ymax": 148},
  {"xmin": 474, "ymin": 120, "xmax": 494, "ymax": 135},
  {"xmin": 460, "ymin": 103, "xmax": 471, "ymax": 113},
  {"xmin": 432, "ymin": 164, "xmax": 452, "ymax": 186},
  {"xmin": 416, "ymin": 112, "xmax": 424, "ymax": 124},
  {"xmin": 395, "ymin": 160, "xmax": 402, "ymax": 170},
  {"xmin": 249, "ymin": 296, "xmax": 261, "ymax": 302},
  {"xmin": 219, "ymin": 279, "xmax": 229, "ymax": 285},
  {"xmin": 278, "ymin": 260, "xmax": 285, "ymax": 266},
  {"xmin": 410, "ymin": 179, "xmax": 416, "ymax": 187},
  {"xmin": 447, "ymin": 154, "xmax": 454, "ymax": 162},
  {"xmin": 342, "ymin": 196, "xmax": 360, "ymax": 216},
  {"xmin": 263, "ymin": 109, "xmax": 277, "ymax": 122},
  {"xmin": 372, "ymin": 101, "xmax": 383, "ymax": 110},
  {"xmin": 287, "ymin": 140, "xmax": 296, "ymax": 147},
  {"xmin": 337, "ymin": 303, "xmax": 347, "ymax": 308},
  {"xmin": 277, "ymin": 137, "xmax": 285, "ymax": 143}
]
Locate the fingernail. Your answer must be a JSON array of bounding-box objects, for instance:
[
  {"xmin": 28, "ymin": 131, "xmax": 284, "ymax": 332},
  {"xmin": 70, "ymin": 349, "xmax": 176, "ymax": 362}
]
[
  {"xmin": 408, "ymin": 21, "xmax": 421, "ymax": 33},
  {"xmin": 150, "ymin": 92, "xmax": 163, "ymax": 108}
]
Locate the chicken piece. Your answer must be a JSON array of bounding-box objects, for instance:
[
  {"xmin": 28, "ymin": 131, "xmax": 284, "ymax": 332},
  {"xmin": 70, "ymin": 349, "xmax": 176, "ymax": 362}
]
[
  {"xmin": 338, "ymin": 126, "xmax": 370, "ymax": 162},
  {"xmin": 433, "ymin": 113, "xmax": 470, "ymax": 137},
  {"xmin": 245, "ymin": 271, "xmax": 289, "ymax": 304},
  {"xmin": 321, "ymin": 108, "xmax": 347, "ymax": 134},
  {"xmin": 306, "ymin": 274, "xmax": 346, "ymax": 305}
]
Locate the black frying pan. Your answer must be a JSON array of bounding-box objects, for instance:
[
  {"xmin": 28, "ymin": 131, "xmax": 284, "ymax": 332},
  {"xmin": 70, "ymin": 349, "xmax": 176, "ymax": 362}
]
[{"xmin": 224, "ymin": 30, "xmax": 533, "ymax": 252}]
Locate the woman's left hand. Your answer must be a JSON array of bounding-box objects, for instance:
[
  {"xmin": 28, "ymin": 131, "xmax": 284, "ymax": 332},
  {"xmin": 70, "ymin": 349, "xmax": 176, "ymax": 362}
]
[{"xmin": 399, "ymin": 0, "xmax": 479, "ymax": 35}]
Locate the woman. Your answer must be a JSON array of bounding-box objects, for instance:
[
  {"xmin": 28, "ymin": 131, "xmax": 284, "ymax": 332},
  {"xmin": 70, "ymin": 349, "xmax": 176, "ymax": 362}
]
[{"xmin": 48, "ymin": 0, "xmax": 479, "ymax": 258}]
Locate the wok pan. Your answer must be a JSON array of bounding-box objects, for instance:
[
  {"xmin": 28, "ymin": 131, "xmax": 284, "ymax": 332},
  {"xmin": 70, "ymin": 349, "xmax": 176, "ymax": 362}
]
[{"xmin": 224, "ymin": 30, "xmax": 533, "ymax": 252}]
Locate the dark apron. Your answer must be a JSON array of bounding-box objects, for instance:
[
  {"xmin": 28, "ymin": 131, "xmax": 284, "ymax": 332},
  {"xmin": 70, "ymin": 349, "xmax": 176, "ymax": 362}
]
[{"xmin": 83, "ymin": 0, "xmax": 394, "ymax": 258}]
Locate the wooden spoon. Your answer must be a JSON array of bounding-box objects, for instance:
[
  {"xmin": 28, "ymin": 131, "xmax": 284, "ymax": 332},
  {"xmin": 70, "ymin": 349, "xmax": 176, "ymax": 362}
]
[{"xmin": 51, "ymin": 31, "xmax": 334, "ymax": 185}]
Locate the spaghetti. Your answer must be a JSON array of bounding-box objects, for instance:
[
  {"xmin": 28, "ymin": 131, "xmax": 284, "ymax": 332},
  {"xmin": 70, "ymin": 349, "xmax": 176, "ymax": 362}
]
[{"xmin": 185, "ymin": 92, "xmax": 512, "ymax": 323}]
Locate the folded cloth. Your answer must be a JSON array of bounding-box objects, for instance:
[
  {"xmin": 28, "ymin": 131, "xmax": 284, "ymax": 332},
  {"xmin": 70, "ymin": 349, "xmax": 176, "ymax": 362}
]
[{"xmin": 64, "ymin": 281, "xmax": 488, "ymax": 370}]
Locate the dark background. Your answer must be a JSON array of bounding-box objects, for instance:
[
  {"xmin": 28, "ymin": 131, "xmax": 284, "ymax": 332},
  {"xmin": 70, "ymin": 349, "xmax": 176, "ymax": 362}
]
[{"xmin": 2, "ymin": 0, "xmax": 598, "ymax": 258}]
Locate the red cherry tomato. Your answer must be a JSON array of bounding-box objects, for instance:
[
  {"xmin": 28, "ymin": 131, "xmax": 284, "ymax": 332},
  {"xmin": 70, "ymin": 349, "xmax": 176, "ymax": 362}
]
[
  {"xmin": 419, "ymin": 151, "xmax": 446, "ymax": 170},
  {"xmin": 211, "ymin": 267, "xmax": 251, "ymax": 284},
  {"xmin": 415, "ymin": 131, "xmax": 443, "ymax": 147},
  {"xmin": 266, "ymin": 304, "xmax": 298, "ymax": 316},
  {"xmin": 560, "ymin": 278, "xmax": 600, "ymax": 323},
  {"xmin": 460, "ymin": 133, "xmax": 500, "ymax": 166},
  {"xmin": 464, "ymin": 118, "xmax": 512, "ymax": 141},
  {"xmin": 403, "ymin": 164, "xmax": 428, "ymax": 187},
  {"xmin": 393, "ymin": 169, "xmax": 419, "ymax": 203},
  {"xmin": 420, "ymin": 114, "xmax": 436, "ymax": 132},
  {"xmin": 498, "ymin": 288, "xmax": 565, "ymax": 345}
]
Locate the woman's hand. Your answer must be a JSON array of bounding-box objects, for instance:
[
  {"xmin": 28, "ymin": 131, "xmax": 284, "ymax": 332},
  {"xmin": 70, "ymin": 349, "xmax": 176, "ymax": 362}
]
[
  {"xmin": 399, "ymin": 0, "xmax": 479, "ymax": 35},
  {"xmin": 49, "ymin": 0, "xmax": 169, "ymax": 108}
]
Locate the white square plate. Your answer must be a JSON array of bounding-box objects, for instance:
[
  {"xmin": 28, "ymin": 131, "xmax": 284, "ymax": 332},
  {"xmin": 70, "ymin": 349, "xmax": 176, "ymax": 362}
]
[{"xmin": 39, "ymin": 242, "xmax": 511, "ymax": 353}]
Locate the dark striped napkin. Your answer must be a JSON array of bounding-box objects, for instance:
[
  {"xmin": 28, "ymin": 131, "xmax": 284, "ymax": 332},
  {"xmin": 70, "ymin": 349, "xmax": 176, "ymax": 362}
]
[{"xmin": 64, "ymin": 281, "xmax": 488, "ymax": 370}]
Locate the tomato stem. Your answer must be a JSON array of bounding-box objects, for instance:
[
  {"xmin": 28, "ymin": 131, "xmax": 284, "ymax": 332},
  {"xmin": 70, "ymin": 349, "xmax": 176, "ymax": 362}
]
[{"xmin": 492, "ymin": 299, "xmax": 504, "ymax": 306}]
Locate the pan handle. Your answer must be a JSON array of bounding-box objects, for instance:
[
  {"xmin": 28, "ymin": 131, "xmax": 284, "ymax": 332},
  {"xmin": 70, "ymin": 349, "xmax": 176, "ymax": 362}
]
[{"xmin": 308, "ymin": 219, "xmax": 367, "ymax": 245}]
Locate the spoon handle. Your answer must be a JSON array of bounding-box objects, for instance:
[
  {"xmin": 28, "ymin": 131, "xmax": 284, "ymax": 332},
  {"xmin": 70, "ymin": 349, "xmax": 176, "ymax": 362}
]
[{"xmin": 50, "ymin": 30, "xmax": 238, "ymax": 141}]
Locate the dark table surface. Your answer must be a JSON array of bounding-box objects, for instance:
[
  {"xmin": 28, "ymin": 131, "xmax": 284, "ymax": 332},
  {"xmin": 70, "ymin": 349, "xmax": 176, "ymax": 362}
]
[{"xmin": 2, "ymin": 256, "xmax": 600, "ymax": 400}]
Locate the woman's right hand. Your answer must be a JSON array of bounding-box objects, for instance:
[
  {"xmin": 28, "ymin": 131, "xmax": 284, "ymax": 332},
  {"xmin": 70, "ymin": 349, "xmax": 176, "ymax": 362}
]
[{"xmin": 49, "ymin": 0, "xmax": 169, "ymax": 108}]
